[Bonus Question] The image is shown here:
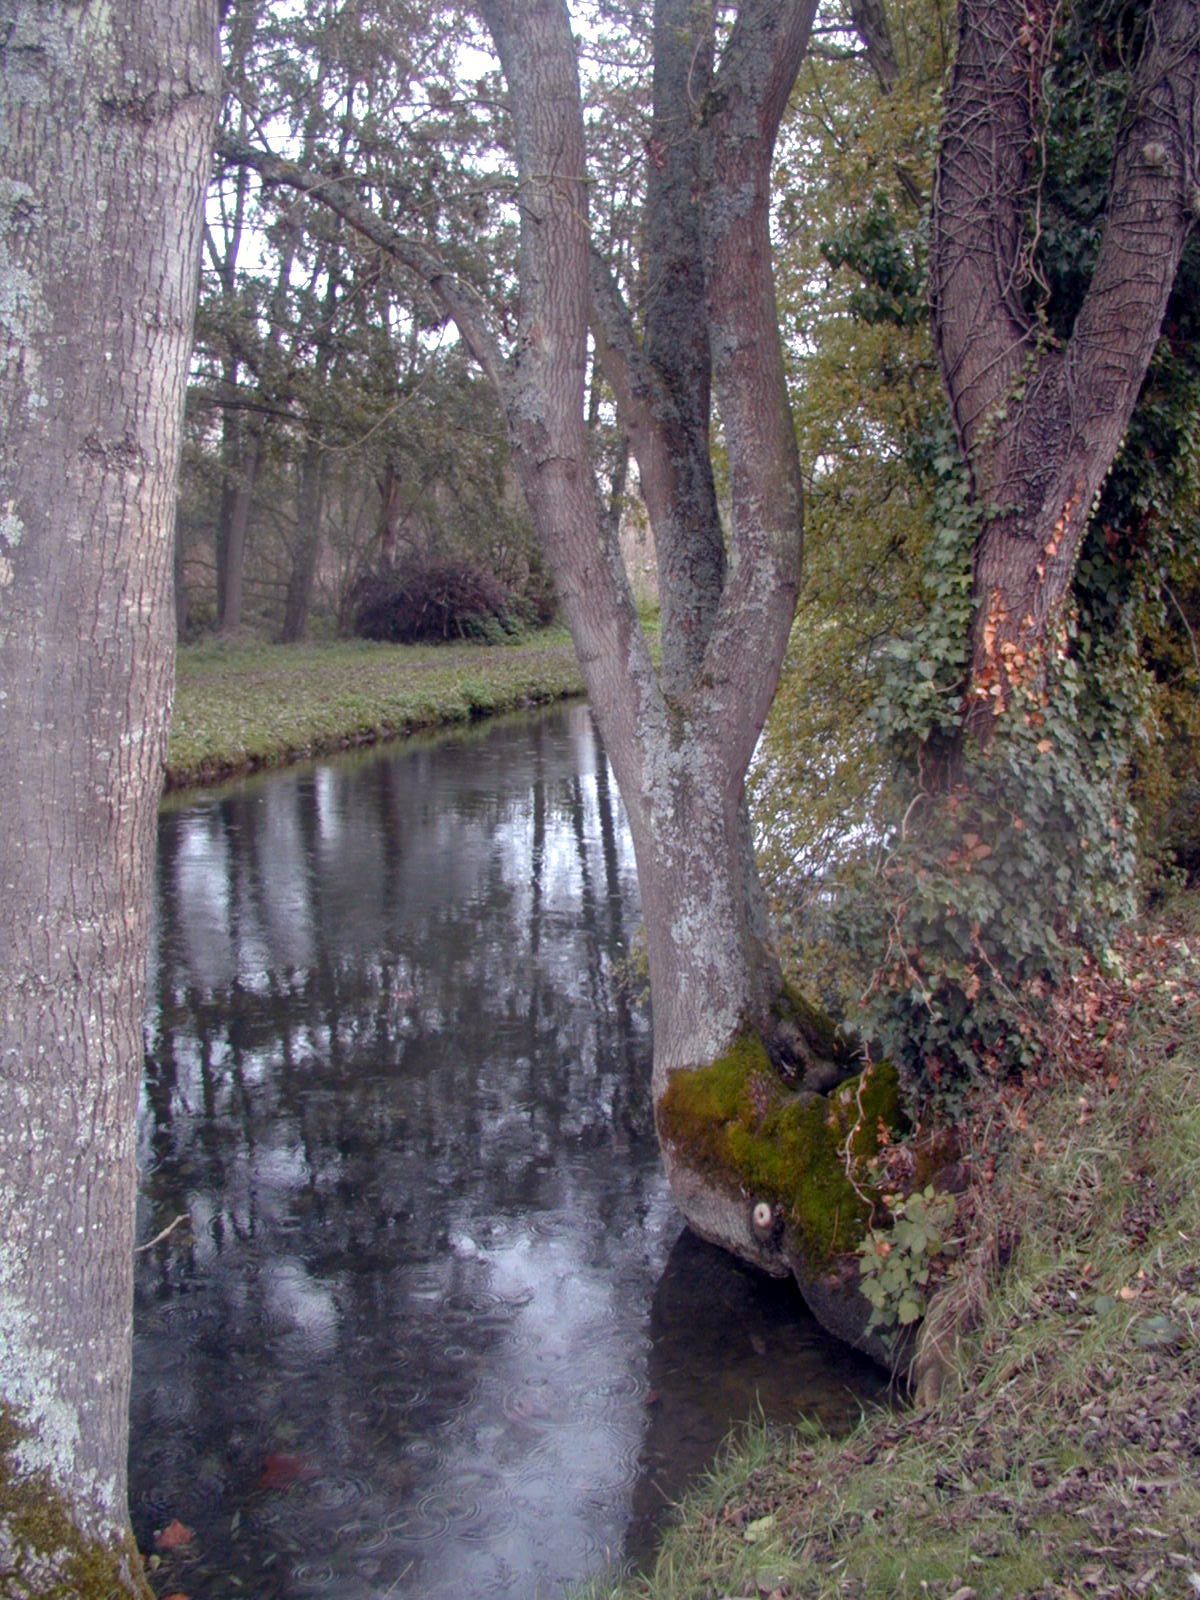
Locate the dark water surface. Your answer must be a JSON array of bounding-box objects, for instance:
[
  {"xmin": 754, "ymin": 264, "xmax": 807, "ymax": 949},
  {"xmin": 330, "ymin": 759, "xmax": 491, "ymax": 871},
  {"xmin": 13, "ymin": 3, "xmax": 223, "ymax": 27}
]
[{"xmin": 132, "ymin": 702, "xmax": 886, "ymax": 1599}]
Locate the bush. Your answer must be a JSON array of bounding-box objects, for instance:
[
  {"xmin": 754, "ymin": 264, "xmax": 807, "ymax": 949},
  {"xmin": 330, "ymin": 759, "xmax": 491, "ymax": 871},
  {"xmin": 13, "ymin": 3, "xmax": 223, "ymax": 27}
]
[{"xmin": 350, "ymin": 558, "xmax": 525, "ymax": 645}]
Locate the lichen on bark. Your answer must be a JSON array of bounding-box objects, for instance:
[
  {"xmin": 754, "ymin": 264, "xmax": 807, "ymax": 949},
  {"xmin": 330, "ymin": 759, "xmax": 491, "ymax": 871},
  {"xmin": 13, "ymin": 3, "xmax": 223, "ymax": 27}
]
[{"xmin": 0, "ymin": 1406, "xmax": 153, "ymax": 1600}]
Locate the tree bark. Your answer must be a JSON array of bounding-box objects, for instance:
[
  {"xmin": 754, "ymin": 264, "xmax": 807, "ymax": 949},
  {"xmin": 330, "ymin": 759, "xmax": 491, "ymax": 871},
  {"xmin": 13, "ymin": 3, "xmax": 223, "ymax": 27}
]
[
  {"xmin": 219, "ymin": 0, "xmax": 875, "ymax": 1350},
  {"xmin": 931, "ymin": 0, "xmax": 1200, "ymax": 735},
  {"xmin": 0, "ymin": 0, "xmax": 217, "ymax": 1584},
  {"xmin": 280, "ymin": 437, "xmax": 326, "ymax": 642},
  {"xmin": 217, "ymin": 402, "xmax": 260, "ymax": 634},
  {"xmin": 477, "ymin": 0, "xmax": 854, "ymax": 1289}
]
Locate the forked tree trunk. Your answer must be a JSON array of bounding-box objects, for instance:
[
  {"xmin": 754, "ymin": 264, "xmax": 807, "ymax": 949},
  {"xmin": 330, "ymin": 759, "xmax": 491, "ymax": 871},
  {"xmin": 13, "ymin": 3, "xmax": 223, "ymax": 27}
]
[
  {"xmin": 931, "ymin": 0, "xmax": 1200, "ymax": 735},
  {"xmin": 0, "ymin": 0, "xmax": 217, "ymax": 1584},
  {"xmin": 476, "ymin": 0, "xmax": 887, "ymax": 1337},
  {"xmin": 218, "ymin": 0, "xmax": 888, "ymax": 1359}
]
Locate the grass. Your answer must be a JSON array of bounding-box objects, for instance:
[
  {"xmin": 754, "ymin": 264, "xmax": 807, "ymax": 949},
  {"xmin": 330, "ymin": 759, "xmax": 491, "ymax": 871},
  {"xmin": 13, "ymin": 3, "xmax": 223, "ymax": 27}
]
[
  {"xmin": 577, "ymin": 891, "xmax": 1200, "ymax": 1600},
  {"xmin": 165, "ymin": 629, "xmax": 584, "ymax": 788}
]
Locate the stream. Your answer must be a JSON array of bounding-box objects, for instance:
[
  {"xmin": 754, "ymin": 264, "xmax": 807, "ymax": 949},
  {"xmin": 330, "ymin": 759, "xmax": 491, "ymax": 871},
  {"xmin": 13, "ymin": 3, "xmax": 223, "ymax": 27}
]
[{"xmin": 131, "ymin": 701, "xmax": 886, "ymax": 1598}]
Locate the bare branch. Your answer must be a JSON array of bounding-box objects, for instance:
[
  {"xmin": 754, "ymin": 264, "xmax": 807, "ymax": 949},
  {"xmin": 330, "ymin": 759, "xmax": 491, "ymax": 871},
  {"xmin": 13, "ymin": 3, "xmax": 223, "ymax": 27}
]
[
  {"xmin": 216, "ymin": 132, "xmax": 511, "ymax": 394},
  {"xmin": 849, "ymin": 0, "xmax": 900, "ymax": 90}
]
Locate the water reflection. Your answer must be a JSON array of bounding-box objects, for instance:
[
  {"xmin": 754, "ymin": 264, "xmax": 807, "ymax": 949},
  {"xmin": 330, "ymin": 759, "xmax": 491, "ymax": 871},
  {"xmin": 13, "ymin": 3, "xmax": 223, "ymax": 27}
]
[{"xmin": 132, "ymin": 703, "xmax": 885, "ymax": 1598}]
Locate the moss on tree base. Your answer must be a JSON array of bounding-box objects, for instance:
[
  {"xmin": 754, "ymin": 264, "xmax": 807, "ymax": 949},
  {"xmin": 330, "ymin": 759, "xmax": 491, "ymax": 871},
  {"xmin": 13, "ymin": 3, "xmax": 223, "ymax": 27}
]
[
  {"xmin": 656, "ymin": 1030, "xmax": 903, "ymax": 1269},
  {"xmin": 0, "ymin": 1407, "xmax": 153, "ymax": 1600}
]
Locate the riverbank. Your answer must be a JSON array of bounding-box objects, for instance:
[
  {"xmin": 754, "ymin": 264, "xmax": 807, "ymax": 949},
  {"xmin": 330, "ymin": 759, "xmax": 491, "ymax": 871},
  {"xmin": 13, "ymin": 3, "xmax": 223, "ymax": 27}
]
[
  {"xmin": 165, "ymin": 630, "xmax": 585, "ymax": 789},
  {"xmin": 581, "ymin": 890, "xmax": 1200, "ymax": 1600}
]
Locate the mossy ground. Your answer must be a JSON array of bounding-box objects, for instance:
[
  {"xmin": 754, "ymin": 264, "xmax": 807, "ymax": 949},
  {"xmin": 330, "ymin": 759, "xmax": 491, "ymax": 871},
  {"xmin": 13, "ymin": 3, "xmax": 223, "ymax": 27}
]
[
  {"xmin": 0, "ymin": 1409, "xmax": 152, "ymax": 1599},
  {"xmin": 657, "ymin": 1033, "xmax": 902, "ymax": 1267},
  {"xmin": 577, "ymin": 890, "xmax": 1200, "ymax": 1600},
  {"xmin": 166, "ymin": 629, "xmax": 585, "ymax": 788}
]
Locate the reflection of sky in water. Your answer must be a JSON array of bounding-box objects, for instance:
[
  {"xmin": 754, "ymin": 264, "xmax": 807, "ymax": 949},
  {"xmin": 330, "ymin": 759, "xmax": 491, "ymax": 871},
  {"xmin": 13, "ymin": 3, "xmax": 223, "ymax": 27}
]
[{"xmin": 133, "ymin": 703, "xmax": 887, "ymax": 1599}]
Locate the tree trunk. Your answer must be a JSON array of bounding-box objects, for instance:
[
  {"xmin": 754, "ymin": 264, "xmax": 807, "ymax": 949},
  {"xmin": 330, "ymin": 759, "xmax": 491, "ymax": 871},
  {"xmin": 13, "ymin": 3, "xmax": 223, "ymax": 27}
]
[
  {"xmin": 280, "ymin": 440, "xmax": 326, "ymax": 642},
  {"xmin": 217, "ymin": 411, "xmax": 260, "ymax": 635},
  {"xmin": 0, "ymin": 0, "xmax": 217, "ymax": 1585},
  {"xmin": 375, "ymin": 462, "xmax": 406, "ymax": 573},
  {"xmin": 931, "ymin": 0, "xmax": 1200, "ymax": 736},
  {"xmin": 473, "ymin": 0, "xmax": 891, "ymax": 1356}
]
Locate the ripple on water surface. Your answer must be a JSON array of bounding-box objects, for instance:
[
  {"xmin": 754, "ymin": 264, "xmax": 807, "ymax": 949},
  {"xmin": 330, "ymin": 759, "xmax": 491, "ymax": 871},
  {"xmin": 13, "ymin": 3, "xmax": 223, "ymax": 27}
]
[{"xmin": 132, "ymin": 704, "xmax": 887, "ymax": 1600}]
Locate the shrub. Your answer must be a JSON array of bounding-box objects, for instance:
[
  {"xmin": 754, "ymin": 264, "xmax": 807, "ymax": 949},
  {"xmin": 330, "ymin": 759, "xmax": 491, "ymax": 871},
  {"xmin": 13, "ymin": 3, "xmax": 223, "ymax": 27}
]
[{"xmin": 350, "ymin": 558, "xmax": 523, "ymax": 645}]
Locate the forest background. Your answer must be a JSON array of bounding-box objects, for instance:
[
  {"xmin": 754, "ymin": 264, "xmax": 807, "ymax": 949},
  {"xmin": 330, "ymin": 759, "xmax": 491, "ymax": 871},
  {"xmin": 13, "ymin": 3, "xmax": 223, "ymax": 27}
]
[
  {"xmin": 184, "ymin": 0, "xmax": 1199, "ymax": 986},
  {"xmin": 2, "ymin": 0, "xmax": 1200, "ymax": 1592}
]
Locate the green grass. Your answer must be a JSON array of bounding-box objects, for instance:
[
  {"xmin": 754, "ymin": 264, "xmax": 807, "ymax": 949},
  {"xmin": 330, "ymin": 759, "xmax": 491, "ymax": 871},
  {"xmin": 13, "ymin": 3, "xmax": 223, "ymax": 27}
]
[
  {"xmin": 577, "ymin": 892, "xmax": 1200, "ymax": 1600},
  {"xmin": 165, "ymin": 629, "xmax": 584, "ymax": 788}
]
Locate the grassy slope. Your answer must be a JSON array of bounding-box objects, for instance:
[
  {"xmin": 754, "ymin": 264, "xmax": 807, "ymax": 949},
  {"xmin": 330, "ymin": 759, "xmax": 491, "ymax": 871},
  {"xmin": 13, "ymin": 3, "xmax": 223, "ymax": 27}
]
[
  {"xmin": 165, "ymin": 631, "xmax": 584, "ymax": 789},
  {"xmin": 581, "ymin": 893, "xmax": 1200, "ymax": 1600}
]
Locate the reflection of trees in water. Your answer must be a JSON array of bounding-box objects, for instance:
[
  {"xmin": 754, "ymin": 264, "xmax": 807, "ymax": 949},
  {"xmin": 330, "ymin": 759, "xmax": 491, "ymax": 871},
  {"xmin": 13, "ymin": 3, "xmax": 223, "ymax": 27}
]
[
  {"xmin": 133, "ymin": 706, "xmax": 662, "ymax": 1597},
  {"xmin": 142, "ymin": 706, "xmax": 649, "ymax": 1234}
]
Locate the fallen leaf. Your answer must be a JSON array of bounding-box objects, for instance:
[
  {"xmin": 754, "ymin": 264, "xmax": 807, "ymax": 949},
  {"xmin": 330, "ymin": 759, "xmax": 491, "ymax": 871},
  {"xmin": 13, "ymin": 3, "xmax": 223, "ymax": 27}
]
[
  {"xmin": 154, "ymin": 1520, "xmax": 194, "ymax": 1551},
  {"xmin": 257, "ymin": 1452, "xmax": 315, "ymax": 1491},
  {"xmin": 743, "ymin": 1514, "xmax": 776, "ymax": 1544}
]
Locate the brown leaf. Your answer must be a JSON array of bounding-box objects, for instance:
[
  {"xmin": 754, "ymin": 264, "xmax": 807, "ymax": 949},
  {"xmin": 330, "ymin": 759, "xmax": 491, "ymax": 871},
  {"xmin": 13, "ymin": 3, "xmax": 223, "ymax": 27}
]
[
  {"xmin": 154, "ymin": 1520, "xmax": 194, "ymax": 1551},
  {"xmin": 257, "ymin": 1452, "xmax": 314, "ymax": 1491}
]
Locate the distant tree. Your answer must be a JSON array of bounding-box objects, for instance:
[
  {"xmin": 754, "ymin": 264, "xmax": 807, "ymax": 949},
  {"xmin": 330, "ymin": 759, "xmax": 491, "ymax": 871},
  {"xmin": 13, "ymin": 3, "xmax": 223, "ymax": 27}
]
[{"xmin": 0, "ymin": 0, "xmax": 217, "ymax": 1586}]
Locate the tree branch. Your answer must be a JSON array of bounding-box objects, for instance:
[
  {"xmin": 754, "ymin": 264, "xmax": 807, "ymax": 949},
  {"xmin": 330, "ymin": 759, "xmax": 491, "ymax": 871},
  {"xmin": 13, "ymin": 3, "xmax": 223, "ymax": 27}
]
[
  {"xmin": 713, "ymin": 0, "xmax": 822, "ymax": 145},
  {"xmin": 849, "ymin": 0, "xmax": 900, "ymax": 91},
  {"xmin": 929, "ymin": 0, "xmax": 1053, "ymax": 465},
  {"xmin": 216, "ymin": 132, "xmax": 511, "ymax": 395},
  {"xmin": 694, "ymin": 0, "xmax": 818, "ymax": 783},
  {"xmin": 1064, "ymin": 0, "xmax": 1200, "ymax": 455}
]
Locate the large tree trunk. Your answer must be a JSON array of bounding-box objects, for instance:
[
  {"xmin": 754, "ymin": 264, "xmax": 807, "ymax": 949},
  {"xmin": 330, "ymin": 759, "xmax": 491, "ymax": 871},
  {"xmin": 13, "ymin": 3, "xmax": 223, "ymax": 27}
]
[
  {"xmin": 475, "ymin": 0, "xmax": 896, "ymax": 1356},
  {"xmin": 931, "ymin": 0, "xmax": 1200, "ymax": 736},
  {"xmin": 0, "ymin": 0, "xmax": 217, "ymax": 1585},
  {"xmin": 217, "ymin": 0, "xmax": 891, "ymax": 1360}
]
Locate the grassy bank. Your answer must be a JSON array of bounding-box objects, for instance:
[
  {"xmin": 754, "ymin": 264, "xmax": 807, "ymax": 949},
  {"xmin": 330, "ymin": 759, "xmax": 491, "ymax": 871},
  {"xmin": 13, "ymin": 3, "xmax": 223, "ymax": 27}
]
[
  {"xmin": 165, "ymin": 630, "xmax": 584, "ymax": 789},
  {"xmin": 581, "ymin": 892, "xmax": 1200, "ymax": 1600}
]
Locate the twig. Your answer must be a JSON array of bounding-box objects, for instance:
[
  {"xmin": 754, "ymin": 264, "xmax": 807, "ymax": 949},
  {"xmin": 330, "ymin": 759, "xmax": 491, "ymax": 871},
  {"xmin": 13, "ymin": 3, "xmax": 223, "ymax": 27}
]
[{"xmin": 134, "ymin": 1214, "xmax": 190, "ymax": 1254}]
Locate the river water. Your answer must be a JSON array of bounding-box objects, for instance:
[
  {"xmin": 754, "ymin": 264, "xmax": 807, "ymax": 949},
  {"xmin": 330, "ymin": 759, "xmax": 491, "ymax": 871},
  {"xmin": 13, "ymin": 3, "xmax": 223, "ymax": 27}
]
[{"xmin": 131, "ymin": 702, "xmax": 886, "ymax": 1599}]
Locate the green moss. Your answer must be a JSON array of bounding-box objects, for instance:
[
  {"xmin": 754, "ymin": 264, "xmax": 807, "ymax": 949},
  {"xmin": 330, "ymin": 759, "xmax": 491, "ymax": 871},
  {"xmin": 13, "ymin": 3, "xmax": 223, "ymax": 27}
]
[
  {"xmin": 658, "ymin": 1035, "xmax": 902, "ymax": 1265},
  {"xmin": 0, "ymin": 1406, "xmax": 152, "ymax": 1599},
  {"xmin": 772, "ymin": 977, "xmax": 857, "ymax": 1064}
]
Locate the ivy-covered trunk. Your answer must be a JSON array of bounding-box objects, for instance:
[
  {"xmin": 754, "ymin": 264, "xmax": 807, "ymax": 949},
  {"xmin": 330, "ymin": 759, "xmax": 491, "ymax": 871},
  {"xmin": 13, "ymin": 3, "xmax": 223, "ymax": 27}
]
[{"xmin": 931, "ymin": 0, "xmax": 1199, "ymax": 739}]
